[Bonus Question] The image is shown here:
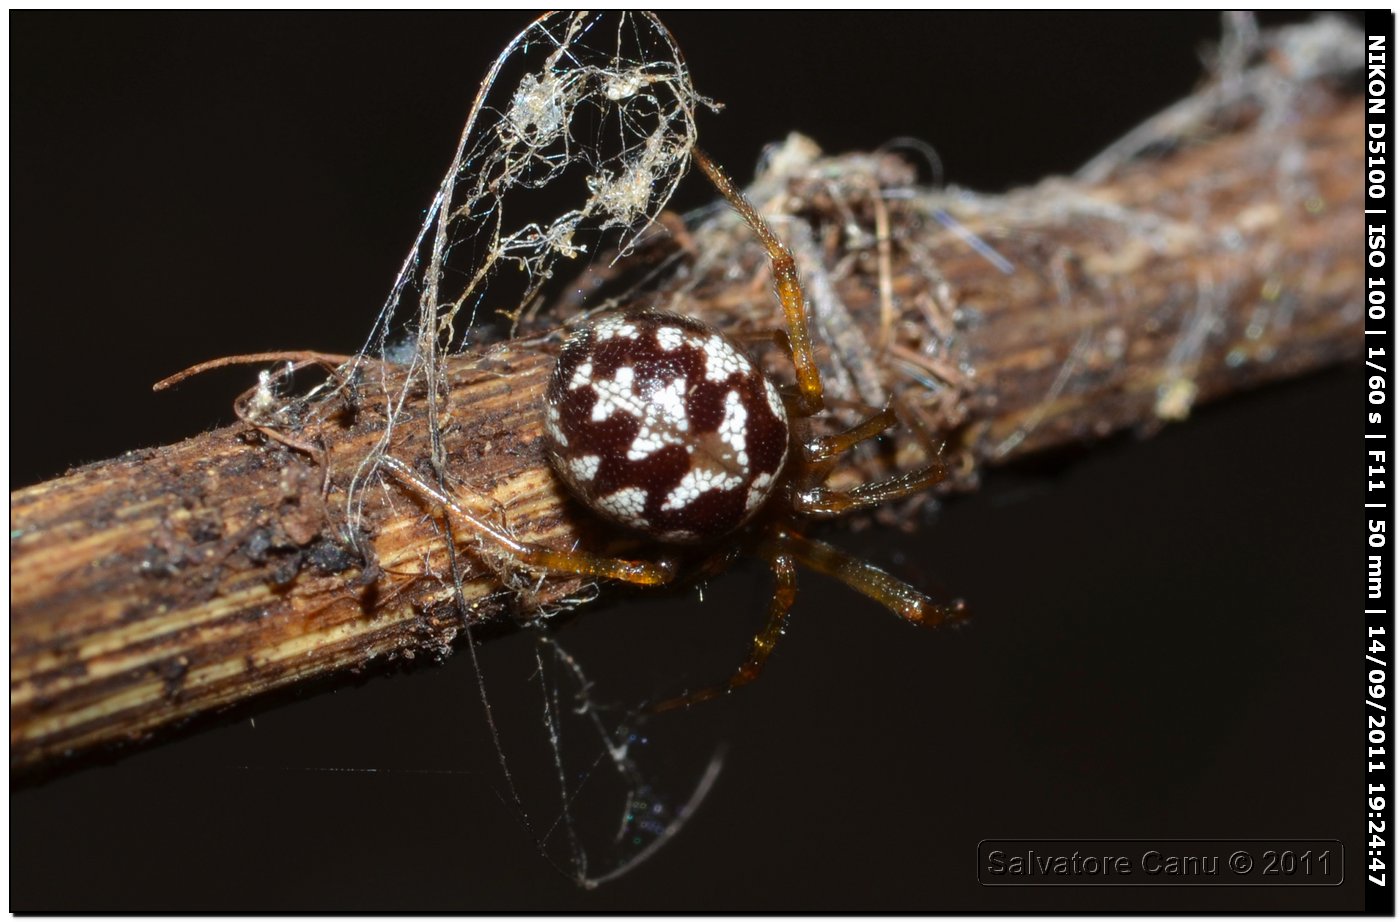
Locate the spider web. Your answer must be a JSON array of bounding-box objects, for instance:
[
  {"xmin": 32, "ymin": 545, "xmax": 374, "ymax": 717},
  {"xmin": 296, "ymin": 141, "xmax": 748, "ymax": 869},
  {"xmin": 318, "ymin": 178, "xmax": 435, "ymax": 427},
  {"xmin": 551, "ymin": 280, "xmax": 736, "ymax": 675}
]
[
  {"xmin": 524, "ymin": 630, "xmax": 725, "ymax": 888},
  {"xmin": 301, "ymin": 12, "xmax": 722, "ymax": 888},
  {"xmin": 342, "ymin": 12, "xmax": 714, "ymax": 522}
]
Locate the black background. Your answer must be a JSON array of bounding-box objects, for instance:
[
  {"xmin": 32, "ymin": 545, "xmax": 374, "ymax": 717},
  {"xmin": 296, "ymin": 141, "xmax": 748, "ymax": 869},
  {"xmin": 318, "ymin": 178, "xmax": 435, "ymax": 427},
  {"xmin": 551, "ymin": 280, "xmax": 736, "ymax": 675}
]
[{"xmin": 11, "ymin": 12, "xmax": 1362, "ymax": 911}]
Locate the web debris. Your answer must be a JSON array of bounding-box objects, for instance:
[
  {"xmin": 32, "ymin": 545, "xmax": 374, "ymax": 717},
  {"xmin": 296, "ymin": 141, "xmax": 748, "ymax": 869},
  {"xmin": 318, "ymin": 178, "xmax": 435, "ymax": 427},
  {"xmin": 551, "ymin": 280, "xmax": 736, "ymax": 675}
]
[
  {"xmin": 331, "ymin": 11, "xmax": 716, "ymax": 545},
  {"xmin": 309, "ymin": 11, "xmax": 719, "ymax": 887},
  {"xmin": 530, "ymin": 633, "xmax": 725, "ymax": 889}
]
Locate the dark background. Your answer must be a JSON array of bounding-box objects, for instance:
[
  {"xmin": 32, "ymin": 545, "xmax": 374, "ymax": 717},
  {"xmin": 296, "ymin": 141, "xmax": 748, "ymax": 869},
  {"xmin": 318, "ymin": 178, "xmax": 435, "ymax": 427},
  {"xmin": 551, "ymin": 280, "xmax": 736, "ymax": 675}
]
[{"xmin": 11, "ymin": 12, "xmax": 1361, "ymax": 911}]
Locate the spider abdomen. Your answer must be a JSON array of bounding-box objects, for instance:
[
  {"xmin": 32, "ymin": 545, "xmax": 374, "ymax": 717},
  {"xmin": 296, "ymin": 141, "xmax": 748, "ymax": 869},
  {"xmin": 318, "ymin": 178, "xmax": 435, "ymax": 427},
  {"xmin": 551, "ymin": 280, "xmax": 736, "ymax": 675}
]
[{"xmin": 545, "ymin": 310, "xmax": 789, "ymax": 544}]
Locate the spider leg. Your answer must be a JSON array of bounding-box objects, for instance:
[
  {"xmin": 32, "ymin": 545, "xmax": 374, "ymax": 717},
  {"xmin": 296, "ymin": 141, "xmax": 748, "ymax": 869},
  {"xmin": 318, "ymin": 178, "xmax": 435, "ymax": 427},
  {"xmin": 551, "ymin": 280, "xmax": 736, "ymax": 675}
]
[
  {"xmin": 772, "ymin": 527, "xmax": 964, "ymax": 628},
  {"xmin": 794, "ymin": 463, "xmax": 949, "ymax": 518},
  {"xmin": 379, "ymin": 455, "xmax": 676, "ymax": 587},
  {"xmin": 693, "ymin": 149, "xmax": 824, "ymax": 416},
  {"xmin": 785, "ymin": 404, "xmax": 902, "ymax": 493},
  {"xmin": 787, "ymin": 398, "xmax": 951, "ymax": 515},
  {"xmin": 800, "ymin": 404, "xmax": 900, "ymax": 466},
  {"xmin": 653, "ymin": 550, "xmax": 798, "ymax": 713}
]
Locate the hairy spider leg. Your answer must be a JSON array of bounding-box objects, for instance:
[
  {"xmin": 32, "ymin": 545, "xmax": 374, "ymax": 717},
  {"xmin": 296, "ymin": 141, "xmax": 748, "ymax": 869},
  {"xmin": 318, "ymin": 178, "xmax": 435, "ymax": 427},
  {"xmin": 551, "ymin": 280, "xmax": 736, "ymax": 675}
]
[
  {"xmin": 378, "ymin": 455, "xmax": 677, "ymax": 587},
  {"xmin": 693, "ymin": 149, "xmax": 825, "ymax": 417},
  {"xmin": 652, "ymin": 551, "xmax": 798, "ymax": 713}
]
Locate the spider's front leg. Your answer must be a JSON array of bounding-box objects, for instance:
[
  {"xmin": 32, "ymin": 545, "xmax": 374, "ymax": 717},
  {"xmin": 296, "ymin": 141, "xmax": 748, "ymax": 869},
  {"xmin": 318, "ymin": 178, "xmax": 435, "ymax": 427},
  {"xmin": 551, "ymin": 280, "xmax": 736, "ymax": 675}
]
[
  {"xmin": 693, "ymin": 149, "xmax": 825, "ymax": 417},
  {"xmin": 694, "ymin": 147, "xmax": 955, "ymax": 511}
]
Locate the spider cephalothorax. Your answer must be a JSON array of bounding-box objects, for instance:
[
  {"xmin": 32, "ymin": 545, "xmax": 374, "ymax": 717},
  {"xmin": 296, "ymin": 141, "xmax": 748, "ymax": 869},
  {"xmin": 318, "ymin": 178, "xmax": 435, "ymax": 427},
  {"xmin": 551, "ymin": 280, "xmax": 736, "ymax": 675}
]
[{"xmin": 544, "ymin": 310, "xmax": 789, "ymax": 544}]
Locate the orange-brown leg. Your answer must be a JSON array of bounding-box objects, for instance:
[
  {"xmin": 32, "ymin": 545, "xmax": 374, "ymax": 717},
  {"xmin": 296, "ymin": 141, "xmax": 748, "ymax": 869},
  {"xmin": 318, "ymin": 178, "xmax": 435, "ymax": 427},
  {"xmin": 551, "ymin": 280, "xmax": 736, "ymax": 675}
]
[
  {"xmin": 788, "ymin": 402, "xmax": 950, "ymax": 517},
  {"xmin": 771, "ymin": 527, "xmax": 963, "ymax": 628},
  {"xmin": 652, "ymin": 551, "xmax": 798, "ymax": 713},
  {"xmin": 379, "ymin": 455, "xmax": 676, "ymax": 587},
  {"xmin": 795, "ymin": 404, "xmax": 902, "ymax": 485},
  {"xmin": 793, "ymin": 463, "xmax": 949, "ymax": 518},
  {"xmin": 693, "ymin": 149, "xmax": 824, "ymax": 416}
]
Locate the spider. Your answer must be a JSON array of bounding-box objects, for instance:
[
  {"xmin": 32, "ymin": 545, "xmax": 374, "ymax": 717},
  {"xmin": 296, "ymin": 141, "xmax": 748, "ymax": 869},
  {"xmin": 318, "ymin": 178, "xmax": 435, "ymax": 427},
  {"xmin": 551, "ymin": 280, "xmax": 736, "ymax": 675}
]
[{"xmin": 384, "ymin": 150, "xmax": 963, "ymax": 711}]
